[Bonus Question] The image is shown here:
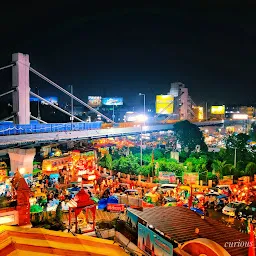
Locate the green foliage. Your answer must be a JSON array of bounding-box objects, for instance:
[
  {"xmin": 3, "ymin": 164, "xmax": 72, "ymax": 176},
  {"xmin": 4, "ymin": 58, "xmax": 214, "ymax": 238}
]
[
  {"xmin": 250, "ymin": 122, "xmax": 256, "ymax": 141},
  {"xmin": 106, "ymin": 154, "xmax": 113, "ymax": 170},
  {"xmin": 245, "ymin": 162, "xmax": 256, "ymax": 177},
  {"xmin": 118, "ymin": 153, "xmax": 140, "ymax": 174},
  {"xmin": 225, "ymin": 133, "xmax": 253, "ymax": 165},
  {"xmin": 173, "ymin": 120, "xmax": 208, "ymax": 152},
  {"xmin": 98, "ymin": 155, "xmax": 107, "ymax": 168}
]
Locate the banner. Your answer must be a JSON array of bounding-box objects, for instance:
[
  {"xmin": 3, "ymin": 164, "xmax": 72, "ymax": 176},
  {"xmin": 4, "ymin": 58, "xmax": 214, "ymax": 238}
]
[
  {"xmin": 107, "ymin": 203, "xmax": 125, "ymax": 212},
  {"xmin": 183, "ymin": 172, "xmax": 199, "ymax": 185},
  {"xmin": 138, "ymin": 223, "xmax": 173, "ymax": 256},
  {"xmin": 159, "ymin": 172, "xmax": 176, "ymax": 184}
]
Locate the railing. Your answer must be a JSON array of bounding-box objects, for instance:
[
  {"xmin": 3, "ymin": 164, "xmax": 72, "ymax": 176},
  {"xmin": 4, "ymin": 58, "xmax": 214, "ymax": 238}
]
[{"xmin": 0, "ymin": 122, "xmax": 102, "ymax": 136}]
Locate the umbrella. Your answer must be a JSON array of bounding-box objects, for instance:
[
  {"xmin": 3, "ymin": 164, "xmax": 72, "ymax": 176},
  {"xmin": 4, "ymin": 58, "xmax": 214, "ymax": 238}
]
[
  {"xmin": 91, "ymin": 197, "xmax": 99, "ymax": 203},
  {"xmin": 30, "ymin": 204, "xmax": 43, "ymax": 213},
  {"xmin": 217, "ymin": 194, "xmax": 228, "ymax": 199}
]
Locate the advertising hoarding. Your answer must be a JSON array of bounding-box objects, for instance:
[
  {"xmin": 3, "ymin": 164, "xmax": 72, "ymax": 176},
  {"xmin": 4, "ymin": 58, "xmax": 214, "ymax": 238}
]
[
  {"xmin": 159, "ymin": 172, "xmax": 176, "ymax": 184},
  {"xmin": 156, "ymin": 95, "xmax": 174, "ymax": 114},
  {"xmin": 30, "ymin": 96, "xmax": 58, "ymax": 105},
  {"xmin": 138, "ymin": 223, "xmax": 173, "ymax": 256},
  {"xmin": 183, "ymin": 172, "xmax": 199, "ymax": 185},
  {"xmin": 127, "ymin": 209, "xmax": 139, "ymax": 229},
  {"xmin": 102, "ymin": 97, "xmax": 123, "ymax": 106},
  {"xmin": 211, "ymin": 105, "xmax": 225, "ymax": 115},
  {"xmin": 197, "ymin": 106, "xmax": 204, "ymax": 120},
  {"xmin": 232, "ymin": 114, "xmax": 248, "ymax": 120},
  {"xmin": 88, "ymin": 96, "xmax": 102, "ymax": 107}
]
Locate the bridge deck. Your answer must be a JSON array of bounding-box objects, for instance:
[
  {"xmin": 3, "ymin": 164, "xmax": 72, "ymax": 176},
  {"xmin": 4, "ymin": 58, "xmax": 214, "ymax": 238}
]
[{"xmin": 0, "ymin": 124, "xmax": 174, "ymax": 146}]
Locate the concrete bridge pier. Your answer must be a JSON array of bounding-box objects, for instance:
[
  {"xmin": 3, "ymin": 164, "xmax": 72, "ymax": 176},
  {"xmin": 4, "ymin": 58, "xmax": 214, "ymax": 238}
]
[{"xmin": 8, "ymin": 148, "xmax": 36, "ymax": 176}]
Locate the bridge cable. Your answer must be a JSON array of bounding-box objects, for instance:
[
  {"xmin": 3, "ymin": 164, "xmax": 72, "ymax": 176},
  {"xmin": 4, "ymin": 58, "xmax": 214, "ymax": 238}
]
[
  {"xmin": 0, "ymin": 90, "xmax": 15, "ymax": 98},
  {"xmin": 0, "ymin": 115, "xmax": 14, "ymax": 122},
  {"xmin": 0, "ymin": 63, "xmax": 14, "ymax": 71},
  {"xmin": 30, "ymin": 115, "xmax": 48, "ymax": 124},
  {"xmin": 29, "ymin": 67, "xmax": 115, "ymax": 124},
  {"xmin": 30, "ymin": 91, "xmax": 84, "ymax": 122}
]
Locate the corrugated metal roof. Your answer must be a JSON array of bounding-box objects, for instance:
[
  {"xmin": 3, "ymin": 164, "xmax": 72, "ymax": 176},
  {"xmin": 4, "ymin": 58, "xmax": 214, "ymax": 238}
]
[{"xmin": 129, "ymin": 207, "xmax": 252, "ymax": 256}]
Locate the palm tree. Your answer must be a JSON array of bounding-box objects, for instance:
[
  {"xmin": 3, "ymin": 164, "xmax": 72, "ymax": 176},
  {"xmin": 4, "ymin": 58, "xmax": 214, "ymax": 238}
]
[
  {"xmin": 211, "ymin": 160, "xmax": 229, "ymax": 178},
  {"xmin": 245, "ymin": 162, "xmax": 256, "ymax": 178}
]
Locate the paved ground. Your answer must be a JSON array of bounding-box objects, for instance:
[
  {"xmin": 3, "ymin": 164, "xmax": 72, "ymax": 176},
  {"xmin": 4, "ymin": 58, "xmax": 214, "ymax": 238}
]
[{"xmin": 208, "ymin": 209, "xmax": 247, "ymax": 232}]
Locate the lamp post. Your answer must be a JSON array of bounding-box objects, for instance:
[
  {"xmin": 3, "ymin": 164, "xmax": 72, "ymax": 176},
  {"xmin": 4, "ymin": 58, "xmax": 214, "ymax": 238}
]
[
  {"xmin": 139, "ymin": 93, "xmax": 146, "ymax": 125},
  {"xmin": 69, "ymin": 85, "xmax": 74, "ymax": 130},
  {"xmin": 234, "ymin": 147, "xmax": 237, "ymax": 168},
  {"xmin": 140, "ymin": 125, "xmax": 143, "ymax": 166}
]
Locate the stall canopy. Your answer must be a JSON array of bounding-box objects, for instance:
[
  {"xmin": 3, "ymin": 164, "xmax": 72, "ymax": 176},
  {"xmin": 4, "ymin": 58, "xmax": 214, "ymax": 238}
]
[{"xmin": 0, "ymin": 225, "xmax": 127, "ymax": 256}]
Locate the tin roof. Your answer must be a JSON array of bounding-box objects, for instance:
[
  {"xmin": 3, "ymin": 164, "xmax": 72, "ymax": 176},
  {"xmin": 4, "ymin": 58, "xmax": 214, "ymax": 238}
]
[
  {"xmin": 128, "ymin": 206, "xmax": 252, "ymax": 256},
  {"xmin": 0, "ymin": 225, "xmax": 127, "ymax": 256}
]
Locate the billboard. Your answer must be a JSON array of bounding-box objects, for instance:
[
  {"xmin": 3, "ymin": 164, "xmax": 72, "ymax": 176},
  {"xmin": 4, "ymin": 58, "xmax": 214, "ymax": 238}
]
[
  {"xmin": 211, "ymin": 105, "xmax": 225, "ymax": 115},
  {"xmin": 30, "ymin": 96, "xmax": 58, "ymax": 105},
  {"xmin": 197, "ymin": 106, "xmax": 204, "ymax": 120},
  {"xmin": 159, "ymin": 172, "xmax": 176, "ymax": 184},
  {"xmin": 232, "ymin": 114, "xmax": 248, "ymax": 120},
  {"xmin": 102, "ymin": 97, "xmax": 123, "ymax": 106},
  {"xmin": 138, "ymin": 223, "xmax": 173, "ymax": 256},
  {"xmin": 156, "ymin": 95, "xmax": 174, "ymax": 114},
  {"xmin": 88, "ymin": 96, "xmax": 102, "ymax": 107},
  {"xmin": 183, "ymin": 172, "xmax": 199, "ymax": 185}
]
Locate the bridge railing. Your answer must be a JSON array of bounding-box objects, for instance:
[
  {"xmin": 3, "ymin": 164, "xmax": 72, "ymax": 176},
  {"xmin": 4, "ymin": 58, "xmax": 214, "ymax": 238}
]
[{"xmin": 0, "ymin": 122, "xmax": 102, "ymax": 136}]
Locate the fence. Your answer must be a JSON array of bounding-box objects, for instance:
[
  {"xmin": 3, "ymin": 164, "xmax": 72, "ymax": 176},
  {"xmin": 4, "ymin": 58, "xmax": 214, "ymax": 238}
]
[{"xmin": 0, "ymin": 121, "xmax": 102, "ymax": 136}]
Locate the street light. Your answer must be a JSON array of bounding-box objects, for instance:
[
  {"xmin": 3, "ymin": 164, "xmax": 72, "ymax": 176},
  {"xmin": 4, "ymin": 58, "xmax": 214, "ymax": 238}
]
[
  {"xmin": 140, "ymin": 125, "xmax": 143, "ymax": 166},
  {"xmin": 69, "ymin": 85, "xmax": 74, "ymax": 130},
  {"xmin": 139, "ymin": 93, "xmax": 146, "ymax": 125},
  {"xmin": 234, "ymin": 147, "xmax": 237, "ymax": 168}
]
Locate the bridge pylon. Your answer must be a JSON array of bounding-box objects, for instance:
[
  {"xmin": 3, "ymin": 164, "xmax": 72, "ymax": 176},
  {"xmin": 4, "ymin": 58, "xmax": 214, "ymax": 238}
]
[{"xmin": 12, "ymin": 53, "xmax": 30, "ymax": 124}]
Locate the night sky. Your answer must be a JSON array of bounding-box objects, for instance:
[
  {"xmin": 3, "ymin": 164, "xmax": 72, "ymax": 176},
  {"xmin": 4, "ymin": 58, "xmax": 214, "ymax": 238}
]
[{"xmin": 1, "ymin": 3, "xmax": 256, "ymax": 108}]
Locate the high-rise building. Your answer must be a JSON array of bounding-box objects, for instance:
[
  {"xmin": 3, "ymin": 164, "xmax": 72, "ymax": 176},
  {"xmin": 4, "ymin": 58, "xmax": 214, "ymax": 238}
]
[{"xmin": 169, "ymin": 82, "xmax": 184, "ymax": 97}]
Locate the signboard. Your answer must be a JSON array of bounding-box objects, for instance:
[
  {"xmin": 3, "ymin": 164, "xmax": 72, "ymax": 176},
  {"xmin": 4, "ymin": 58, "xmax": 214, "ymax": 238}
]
[
  {"xmin": 183, "ymin": 172, "xmax": 199, "ymax": 185},
  {"xmin": 88, "ymin": 96, "xmax": 102, "ymax": 107},
  {"xmin": 102, "ymin": 97, "xmax": 123, "ymax": 106},
  {"xmin": 107, "ymin": 203, "xmax": 125, "ymax": 212},
  {"xmin": 138, "ymin": 223, "xmax": 173, "ymax": 256},
  {"xmin": 156, "ymin": 95, "xmax": 174, "ymax": 114},
  {"xmin": 159, "ymin": 172, "xmax": 176, "ymax": 184},
  {"xmin": 211, "ymin": 105, "xmax": 225, "ymax": 115}
]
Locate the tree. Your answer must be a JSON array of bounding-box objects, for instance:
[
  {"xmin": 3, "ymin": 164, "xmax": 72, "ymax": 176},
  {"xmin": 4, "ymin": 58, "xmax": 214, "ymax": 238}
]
[
  {"xmin": 98, "ymin": 155, "xmax": 107, "ymax": 168},
  {"xmin": 250, "ymin": 122, "xmax": 256, "ymax": 141},
  {"xmin": 173, "ymin": 120, "xmax": 207, "ymax": 153},
  {"xmin": 211, "ymin": 160, "xmax": 235, "ymax": 178},
  {"xmin": 245, "ymin": 162, "xmax": 256, "ymax": 177},
  {"xmin": 106, "ymin": 154, "xmax": 113, "ymax": 170},
  {"xmin": 118, "ymin": 154, "xmax": 140, "ymax": 174},
  {"xmin": 225, "ymin": 133, "xmax": 253, "ymax": 165}
]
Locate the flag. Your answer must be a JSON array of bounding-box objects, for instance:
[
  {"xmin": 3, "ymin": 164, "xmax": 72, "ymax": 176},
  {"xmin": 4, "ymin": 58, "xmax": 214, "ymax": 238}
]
[
  {"xmin": 188, "ymin": 186, "xmax": 193, "ymax": 208},
  {"xmin": 248, "ymin": 221, "xmax": 255, "ymax": 256}
]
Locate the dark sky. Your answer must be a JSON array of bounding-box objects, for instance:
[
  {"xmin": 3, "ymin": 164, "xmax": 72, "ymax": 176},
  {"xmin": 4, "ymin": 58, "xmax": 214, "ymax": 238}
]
[{"xmin": 0, "ymin": 3, "xmax": 256, "ymax": 108}]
